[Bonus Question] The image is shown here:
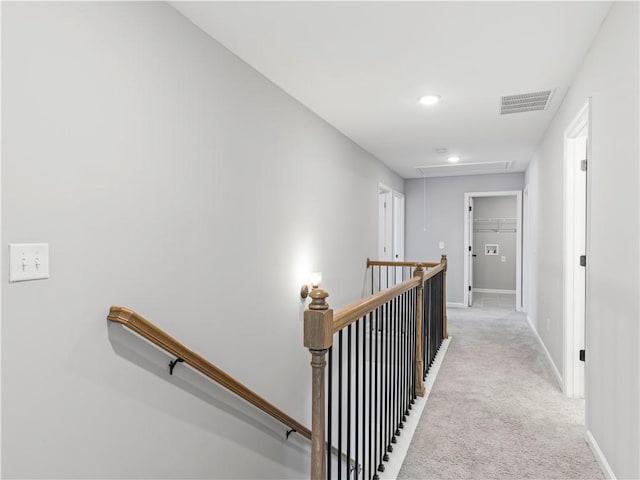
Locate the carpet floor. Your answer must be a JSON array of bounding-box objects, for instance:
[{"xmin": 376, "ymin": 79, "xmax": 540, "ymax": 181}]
[{"xmin": 397, "ymin": 303, "xmax": 603, "ymax": 480}]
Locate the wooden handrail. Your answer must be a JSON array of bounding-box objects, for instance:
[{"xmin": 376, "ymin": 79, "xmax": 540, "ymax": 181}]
[
  {"xmin": 108, "ymin": 306, "xmax": 311, "ymax": 441},
  {"xmin": 333, "ymin": 261, "xmax": 445, "ymax": 333},
  {"xmin": 333, "ymin": 276, "xmax": 421, "ymax": 333},
  {"xmin": 367, "ymin": 258, "xmax": 440, "ymax": 268}
]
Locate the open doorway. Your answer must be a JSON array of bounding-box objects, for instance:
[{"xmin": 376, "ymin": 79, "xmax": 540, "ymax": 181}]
[
  {"xmin": 563, "ymin": 100, "xmax": 589, "ymax": 399},
  {"xmin": 463, "ymin": 191, "xmax": 523, "ymax": 310}
]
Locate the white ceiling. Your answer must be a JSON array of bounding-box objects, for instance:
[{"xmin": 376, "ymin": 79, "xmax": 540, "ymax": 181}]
[{"xmin": 171, "ymin": 1, "xmax": 612, "ymax": 179}]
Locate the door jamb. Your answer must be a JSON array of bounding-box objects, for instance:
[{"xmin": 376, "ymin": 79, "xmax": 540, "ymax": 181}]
[
  {"xmin": 378, "ymin": 183, "xmax": 393, "ymax": 261},
  {"xmin": 563, "ymin": 99, "xmax": 590, "ymax": 399}
]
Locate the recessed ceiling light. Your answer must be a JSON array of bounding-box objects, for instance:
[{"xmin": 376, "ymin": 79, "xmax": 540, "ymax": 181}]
[
  {"xmin": 419, "ymin": 95, "xmax": 441, "ymax": 106},
  {"xmin": 448, "ymin": 156, "xmax": 460, "ymax": 163}
]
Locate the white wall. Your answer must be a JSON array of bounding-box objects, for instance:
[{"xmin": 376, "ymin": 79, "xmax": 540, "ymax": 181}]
[
  {"xmin": 405, "ymin": 173, "xmax": 524, "ymax": 304},
  {"xmin": 525, "ymin": 2, "xmax": 639, "ymax": 478},
  {"xmin": 1, "ymin": 3, "xmax": 403, "ymax": 478}
]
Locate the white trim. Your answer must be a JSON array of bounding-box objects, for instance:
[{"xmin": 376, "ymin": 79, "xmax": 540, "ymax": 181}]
[
  {"xmin": 0, "ymin": 3, "xmax": 3, "ymax": 475},
  {"xmin": 585, "ymin": 431, "xmax": 616, "ymax": 480},
  {"xmin": 378, "ymin": 182, "xmax": 393, "ymax": 261},
  {"xmin": 563, "ymin": 99, "xmax": 590, "ymax": 399},
  {"xmin": 392, "ymin": 190, "xmax": 405, "ymax": 266},
  {"xmin": 446, "ymin": 302, "xmax": 465, "ymax": 308},
  {"xmin": 464, "ymin": 191, "xmax": 523, "ymax": 311},
  {"xmin": 381, "ymin": 337, "xmax": 451, "ymax": 480},
  {"xmin": 526, "ymin": 315, "xmax": 563, "ymax": 390},
  {"xmin": 522, "ymin": 185, "xmax": 530, "ymax": 314},
  {"xmin": 473, "ymin": 288, "xmax": 516, "ymax": 294}
]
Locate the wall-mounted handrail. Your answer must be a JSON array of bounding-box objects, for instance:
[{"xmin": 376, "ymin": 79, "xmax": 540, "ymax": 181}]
[{"xmin": 108, "ymin": 306, "xmax": 311, "ymax": 440}]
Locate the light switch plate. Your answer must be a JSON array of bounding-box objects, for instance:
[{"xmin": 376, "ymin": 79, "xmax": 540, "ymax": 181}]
[
  {"xmin": 438, "ymin": 241, "xmax": 445, "ymax": 249},
  {"xmin": 501, "ymin": 256, "xmax": 507, "ymax": 262},
  {"xmin": 9, "ymin": 243, "xmax": 50, "ymax": 282}
]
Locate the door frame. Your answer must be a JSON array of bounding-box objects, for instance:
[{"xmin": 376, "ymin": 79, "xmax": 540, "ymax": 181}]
[
  {"xmin": 392, "ymin": 191, "xmax": 405, "ymax": 261},
  {"xmin": 563, "ymin": 99, "xmax": 590, "ymax": 399},
  {"xmin": 378, "ymin": 183, "xmax": 393, "ymax": 261},
  {"xmin": 463, "ymin": 190, "xmax": 523, "ymax": 310}
]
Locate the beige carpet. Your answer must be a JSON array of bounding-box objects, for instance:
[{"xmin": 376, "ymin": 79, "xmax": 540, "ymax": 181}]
[{"xmin": 397, "ymin": 304, "xmax": 603, "ymax": 480}]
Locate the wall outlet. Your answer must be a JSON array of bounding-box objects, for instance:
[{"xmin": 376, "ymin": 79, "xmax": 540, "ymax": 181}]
[
  {"xmin": 9, "ymin": 243, "xmax": 50, "ymax": 282},
  {"xmin": 501, "ymin": 255, "xmax": 506, "ymax": 262}
]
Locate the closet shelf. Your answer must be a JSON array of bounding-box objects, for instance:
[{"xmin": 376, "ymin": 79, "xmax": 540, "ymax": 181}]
[{"xmin": 473, "ymin": 217, "xmax": 516, "ymax": 233}]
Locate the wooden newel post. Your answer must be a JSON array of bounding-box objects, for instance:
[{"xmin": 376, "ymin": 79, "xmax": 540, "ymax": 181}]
[
  {"xmin": 413, "ymin": 264, "xmax": 426, "ymax": 397},
  {"xmin": 304, "ymin": 288, "xmax": 333, "ymax": 480},
  {"xmin": 441, "ymin": 254, "xmax": 448, "ymax": 338}
]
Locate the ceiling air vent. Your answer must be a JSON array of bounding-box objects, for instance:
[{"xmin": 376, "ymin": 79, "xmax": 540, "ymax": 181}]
[{"xmin": 500, "ymin": 90, "xmax": 554, "ymax": 115}]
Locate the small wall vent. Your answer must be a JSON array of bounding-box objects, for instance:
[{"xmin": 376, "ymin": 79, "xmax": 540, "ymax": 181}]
[{"xmin": 500, "ymin": 90, "xmax": 554, "ymax": 115}]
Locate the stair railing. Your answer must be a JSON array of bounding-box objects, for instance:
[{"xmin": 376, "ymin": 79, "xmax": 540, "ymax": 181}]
[
  {"xmin": 304, "ymin": 255, "xmax": 447, "ymax": 480},
  {"xmin": 107, "ymin": 306, "xmax": 311, "ymax": 440}
]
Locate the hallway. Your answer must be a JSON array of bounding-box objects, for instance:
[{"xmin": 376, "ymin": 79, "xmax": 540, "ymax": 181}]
[{"xmin": 398, "ymin": 304, "xmax": 602, "ymax": 479}]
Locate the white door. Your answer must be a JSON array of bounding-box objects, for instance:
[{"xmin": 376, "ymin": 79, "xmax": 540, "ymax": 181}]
[
  {"xmin": 378, "ymin": 185, "xmax": 393, "ymax": 290},
  {"xmin": 393, "ymin": 193, "xmax": 405, "ymax": 283},
  {"xmin": 468, "ymin": 197, "xmax": 475, "ymax": 306},
  {"xmin": 378, "ymin": 189, "xmax": 393, "ymax": 261}
]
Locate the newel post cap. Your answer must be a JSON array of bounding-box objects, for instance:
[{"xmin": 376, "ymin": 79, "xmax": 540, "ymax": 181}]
[
  {"xmin": 304, "ymin": 289, "xmax": 333, "ymax": 351},
  {"xmin": 309, "ymin": 288, "xmax": 329, "ymax": 311}
]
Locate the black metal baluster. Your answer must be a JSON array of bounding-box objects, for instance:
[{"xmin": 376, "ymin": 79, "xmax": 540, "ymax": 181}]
[
  {"xmin": 433, "ymin": 274, "xmax": 438, "ymax": 362},
  {"xmin": 328, "ymin": 346, "xmax": 333, "ymax": 480},
  {"xmin": 439, "ymin": 273, "xmax": 442, "ymax": 350},
  {"xmin": 385, "ymin": 302, "xmax": 389, "ymax": 460},
  {"xmin": 423, "ymin": 277, "xmax": 433, "ymax": 376},
  {"xmin": 373, "ymin": 308, "xmax": 379, "ymax": 479},
  {"xmin": 390, "ymin": 296, "xmax": 396, "ymax": 445},
  {"xmin": 338, "ymin": 330, "xmax": 343, "ymax": 480},
  {"xmin": 393, "ymin": 293, "xmax": 400, "ymax": 440},
  {"xmin": 411, "ymin": 290, "xmax": 417, "ymax": 403},
  {"xmin": 369, "ymin": 312, "xmax": 374, "ymax": 480},
  {"xmin": 400, "ymin": 294, "xmax": 406, "ymax": 428},
  {"xmin": 407, "ymin": 289, "xmax": 412, "ymax": 410},
  {"xmin": 425, "ymin": 279, "xmax": 430, "ymax": 378},
  {"xmin": 431, "ymin": 276, "xmax": 435, "ymax": 367},
  {"xmin": 373, "ymin": 308, "xmax": 380, "ymax": 479},
  {"xmin": 382, "ymin": 302, "xmax": 389, "ymax": 464},
  {"xmin": 390, "ymin": 300, "xmax": 395, "ymax": 455},
  {"xmin": 405, "ymin": 290, "xmax": 415, "ymax": 416},
  {"xmin": 372, "ymin": 266, "xmax": 375, "ymax": 296},
  {"xmin": 435, "ymin": 274, "xmax": 440, "ymax": 358},
  {"xmin": 386, "ymin": 298, "xmax": 393, "ymax": 457},
  {"xmin": 384, "ymin": 301, "xmax": 389, "ymax": 460},
  {"xmin": 347, "ymin": 324, "xmax": 352, "ymax": 480},
  {"xmin": 379, "ymin": 303, "xmax": 385, "ymax": 466},
  {"xmin": 355, "ymin": 319, "xmax": 359, "ymax": 480}
]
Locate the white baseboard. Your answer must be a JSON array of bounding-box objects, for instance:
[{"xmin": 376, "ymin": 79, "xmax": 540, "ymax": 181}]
[
  {"xmin": 585, "ymin": 430, "xmax": 616, "ymax": 479},
  {"xmin": 446, "ymin": 302, "xmax": 465, "ymax": 308},
  {"xmin": 526, "ymin": 315, "xmax": 563, "ymax": 390},
  {"xmin": 381, "ymin": 337, "xmax": 451, "ymax": 480},
  {"xmin": 473, "ymin": 288, "xmax": 516, "ymax": 294}
]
